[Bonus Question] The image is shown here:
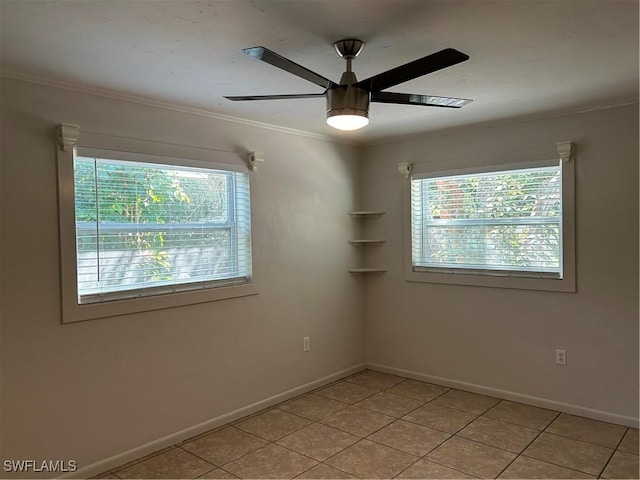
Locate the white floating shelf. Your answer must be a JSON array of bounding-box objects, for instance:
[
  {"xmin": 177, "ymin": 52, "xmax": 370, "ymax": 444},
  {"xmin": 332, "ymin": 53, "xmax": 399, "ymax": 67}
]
[
  {"xmin": 348, "ymin": 211, "xmax": 386, "ymax": 218},
  {"xmin": 348, "ymin": 268, "xmax": 387, "ymax": 274},
  {"xmin": 348, "ymin": 239, "xmax": 386, "ymax": 246}
]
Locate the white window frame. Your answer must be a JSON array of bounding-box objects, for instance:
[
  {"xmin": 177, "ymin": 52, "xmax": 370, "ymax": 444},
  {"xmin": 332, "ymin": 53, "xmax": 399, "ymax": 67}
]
[
  {"xmin": 403, "ymin": 146, "xmax": 576, "ymax": 293},
  {"xmin": 57, "ymin": 125, "xmax": 258, "ymax": 323}
]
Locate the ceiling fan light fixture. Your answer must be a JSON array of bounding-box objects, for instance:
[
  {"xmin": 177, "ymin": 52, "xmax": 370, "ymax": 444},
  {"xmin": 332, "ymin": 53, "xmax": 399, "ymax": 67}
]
[
  {"xmin": 326, "ymin": 112, "xmax": 369, "ymax": 131},
  {"xmin": 326, "ymin": 84, "xmax": 370, "ymax": 131}
]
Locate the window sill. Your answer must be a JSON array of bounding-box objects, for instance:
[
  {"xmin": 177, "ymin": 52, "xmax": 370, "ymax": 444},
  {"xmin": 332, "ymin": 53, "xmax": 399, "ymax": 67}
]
[
  {"xmin": 405, "ymin": 269, "xmax": 575, "ymax": 292},
  {"xmin": 62, "ymin": 282, "xmax": 258, "ymax": 324}
]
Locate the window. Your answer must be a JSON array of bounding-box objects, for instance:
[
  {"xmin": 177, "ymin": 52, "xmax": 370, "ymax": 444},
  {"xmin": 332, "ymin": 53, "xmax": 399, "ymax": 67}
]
[
  {"xmin": 405, "ymin": 158, "xmax": 575, "ymax": 292},
  {"xmin": 57, "ymin": 128, "xmax": 257, "ymax": 323},
  {"xmin": 74, "ymin": 153, "xmax": 252, "ymax": 304}
]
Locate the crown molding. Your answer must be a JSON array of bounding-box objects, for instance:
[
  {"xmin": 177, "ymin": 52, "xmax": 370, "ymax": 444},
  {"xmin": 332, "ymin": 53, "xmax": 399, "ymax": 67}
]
[
  {"xmin": 1, "ymin": 71, "xmax": 362, "ymax": 147},
  {"xmin": 365, "ymin": 98, "xmax": 639, "ymax": 147},
  {"xmin": 3, "ymin": 70, "xmax": 635, "ymax": 150}
]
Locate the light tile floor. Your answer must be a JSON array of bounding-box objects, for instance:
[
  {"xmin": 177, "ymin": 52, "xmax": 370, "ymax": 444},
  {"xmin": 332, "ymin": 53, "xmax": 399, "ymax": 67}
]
[{"xmin": 96, "ymin": 370, "xmax": 639, "ymax": 479}]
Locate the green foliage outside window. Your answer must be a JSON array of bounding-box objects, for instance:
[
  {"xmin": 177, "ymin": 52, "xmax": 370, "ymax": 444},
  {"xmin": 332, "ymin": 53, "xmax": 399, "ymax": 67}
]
[
  {"xmin": 413, "ymin": 166, "xmax": 561, "ymax": 273},
  {"xmin": 74, "ymin": 157, "xmax": 233, "ymax": 285}
]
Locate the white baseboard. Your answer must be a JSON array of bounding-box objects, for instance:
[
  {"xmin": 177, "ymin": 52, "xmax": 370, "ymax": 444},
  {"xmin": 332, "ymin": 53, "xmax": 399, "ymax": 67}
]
[
  {"xmin": 368, "ymin": 362, "xmax": 639, "ymax": 428},
  {"xmin": 67, "ymin": 363, "xmax": 366, "ymax": 479}
]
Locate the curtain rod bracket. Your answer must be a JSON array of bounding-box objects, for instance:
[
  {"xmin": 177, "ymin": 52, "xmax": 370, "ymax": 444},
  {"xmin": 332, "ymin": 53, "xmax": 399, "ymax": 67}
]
[
  {"xmin": 398, "ymin": 162, "xmax": 412, "ymax": 179},
  {"xmin": 247, "ymin": 151, "xmax": 264, "ymax": 171},
  {"xmin": 557, "ymin": 141, "xmax": 573, "ymax": 163}
]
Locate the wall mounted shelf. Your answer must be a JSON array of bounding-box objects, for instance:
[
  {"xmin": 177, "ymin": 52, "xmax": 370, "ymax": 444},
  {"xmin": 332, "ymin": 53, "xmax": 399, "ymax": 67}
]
[
  {"xmin": 348, "ymin": 239, "xmax": 386, "ymax": 246},
  {"xmin": 348, "ymin": 210, "xmax": 386, "ymax": 274},
  {"xmin": 348, "ymin": 211, "xmax": 386, "ymax": 218},
  {"xmin": 348, "ymin": 268, "xmax": 387, "ymax": 274}
]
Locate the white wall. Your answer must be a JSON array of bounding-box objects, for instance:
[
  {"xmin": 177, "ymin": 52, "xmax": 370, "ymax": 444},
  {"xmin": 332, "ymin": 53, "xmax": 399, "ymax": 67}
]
[
  {"xmin": 361, "ymin": 104, "xmax": 639, "ymax": 423},
  {"xmin": 0, "ymin": 79, "xmax": 364, "ymax": 475}
]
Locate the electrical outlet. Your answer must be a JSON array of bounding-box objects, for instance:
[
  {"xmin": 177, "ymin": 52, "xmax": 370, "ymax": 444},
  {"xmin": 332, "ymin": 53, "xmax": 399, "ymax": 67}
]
[
  {"xmin": 303, "ymin": 337, "xmax": 310, "ymax": 352},
  {"xmin": 556, "ymin": 349, "xmax": 567, "ymax": 365}
]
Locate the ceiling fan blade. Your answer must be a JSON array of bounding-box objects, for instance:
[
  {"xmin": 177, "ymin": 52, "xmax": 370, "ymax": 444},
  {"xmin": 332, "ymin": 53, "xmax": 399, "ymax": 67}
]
[
  {"xmin": 371, "ymin": 91, "xmax": 472, "ymax": 108},
  {"xmin": 243, "ymin": 46, "xmax": 335, "ymax": 89},
  {"xmin": 358, "ymin": 48, "xmax": 469, "ymax": 92},
  {"xmin": 224, "ymin": 93, "xmax": 326, "ymax": 101}
]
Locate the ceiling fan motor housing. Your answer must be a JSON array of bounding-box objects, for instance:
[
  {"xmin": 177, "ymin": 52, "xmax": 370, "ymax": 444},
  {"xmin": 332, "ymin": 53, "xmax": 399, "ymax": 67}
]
[{"xmin": 326, "ymin": 84, "xmax": 370, "ymax": 123}]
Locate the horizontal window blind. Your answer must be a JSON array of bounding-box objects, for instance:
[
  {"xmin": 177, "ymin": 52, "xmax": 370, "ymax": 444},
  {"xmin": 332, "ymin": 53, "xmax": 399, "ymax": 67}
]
[
  {"xmin": 411, "ymin": 164, "xmax": 562, "ymax": 278},
  {"xmin": 74, "ymin": 155, "xmax": 252, "ymax": 303}
]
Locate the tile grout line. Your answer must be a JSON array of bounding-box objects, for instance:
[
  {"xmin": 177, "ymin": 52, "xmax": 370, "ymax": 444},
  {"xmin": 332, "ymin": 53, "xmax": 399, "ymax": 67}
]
[
  {"xmin": 387, "ymin": 419, "xmax": 467, "ymax": 479},
  {"xmin": 456, "ymin": 413, "xmax": 553, "ymax": 454},
  {"xmin": 389, "ymin": 454, "xmax": 423, "ymax": 479},
  {"xmin": 542, "ymin": 430, "xmax": 626, "ymax": 449},
  {"xmin": 490, "ymin": 416, "xmax": 550, "ymax": 479},
  {"xmin": 289, "ymin": 411, "xmax": 370, "ymax": 478},
  {"xmin": 431, "ymin": 433, "xmax": 514, "ymax": 478},
  {"xmin": 519, "ymin": 411, "xmax": 612, "ymax": 477},
  {"xmin": 353, "ymin": 398, "xmax": 427, "ymax": 419},
  {"xmin": 289, "ymin": 458, "xmax": 320, "ymax": 480},
  {"xmin": 319, "ymin": 409, "xmax": 395, "ymax": 440},
  {"xmin": 414, "ymin": 451, "xmax": 481, "ymax": 479},
  {"xmin": 543, "ymin": 412, "xmax": 631, "ymax": 448},
  {"xmin": 181, "ymin": 426, "xmax": 274, "ymax": 477},
  {"xmin": 482, "ymin": 400, "xmax": 560, "ymax": 431},
  {"xmin": 173, "ymin": 445, "xmax": 228, "ymax": 475},
  {"xmin": 392, "ymin": 454, "xmax": 472, "ymax": 480},
  {"xmin": 392, "ymin": 385, "xmax": 483, "ymax": 437},
  {"xmin": 195, "ymin": 464, "xmax": 239, "ymax": 480},
  {"xmin": 214, "ymin": 434, "xmax": 320, "ymax": 479},
  {"xmin": 517, "ymin": 452, "xmax": 601, "ymax": 477},
  {"xmin": 596, "ymin": 426, "xmax": 630, "ymax": 479},
  {"xmin": 400, "ymin": 402, "xmax": 479, "ymax": 436},
  {"xmin": 316, "ymin": 460, "xmax": 363, "ymax": 479},
  {"xmin": 518, "ymin": 408, "xmax": 632, "ymax": 475},
  {"xmin": 320, "ymin": 435, "xmax": 417, "ymax": 479},
  {"xmin": 536, "ymin": 428, "xmax": 621, "ymax": 451}
]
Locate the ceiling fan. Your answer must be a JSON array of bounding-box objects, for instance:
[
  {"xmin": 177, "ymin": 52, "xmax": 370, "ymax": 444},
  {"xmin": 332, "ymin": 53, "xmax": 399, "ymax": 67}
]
[{"xmin": 225, "ymin": 39, "xmax": 472, "ymax": 131}]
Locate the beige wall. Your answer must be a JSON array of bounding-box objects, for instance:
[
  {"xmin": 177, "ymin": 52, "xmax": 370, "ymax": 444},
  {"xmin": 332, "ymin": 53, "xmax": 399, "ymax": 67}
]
[
  {"xmin": 0, "ymin": 79, "xmax": 364, "ymax": 475},
  {"xmin": 361, "ymin": 104, "xmax": 639, "ymax": 422}
]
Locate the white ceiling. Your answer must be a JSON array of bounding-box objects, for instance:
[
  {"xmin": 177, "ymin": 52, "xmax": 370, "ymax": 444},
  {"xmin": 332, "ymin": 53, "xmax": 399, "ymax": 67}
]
[{"xmin": 1, "ymin": 0, "xmax": 638, "ymax": 144}]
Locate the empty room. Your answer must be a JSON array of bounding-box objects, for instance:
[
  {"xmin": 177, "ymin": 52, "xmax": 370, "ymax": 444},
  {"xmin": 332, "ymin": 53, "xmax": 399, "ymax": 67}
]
[{"xmin": 1, "ymin": 1, "xmax": 638, "ymax": 479}]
